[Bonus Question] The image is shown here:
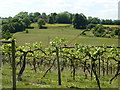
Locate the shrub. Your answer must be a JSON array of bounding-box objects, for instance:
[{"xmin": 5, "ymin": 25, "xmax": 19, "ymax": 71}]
[
  {"xmin": 93, "ymin": 24, "xmax": 106, "ymax": 37},
  {"xmin": 25, "ymin": 29, "xmax": 29, "ymax": 33},
  {"xmin": 37, "ymin": 19, "xmax": 45, "ymax": 29},
  {"xmin": 87, "ymin": 24, "xmax": 96, "ymax": 30}
]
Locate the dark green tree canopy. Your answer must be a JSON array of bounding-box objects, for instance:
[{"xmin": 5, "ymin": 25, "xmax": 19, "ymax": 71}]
[
  {"xmin": 93, "ymin": 24, "xmax": 106, "ymax": 37},
  {"xmin": 48, "ymin": 16, "xmax": 54, "ymax": 24},
  {"xmin": 72, "ymin": 13, "xmax": 88, "ymax": 29},
  {"xmin": 87, "ymin": 24, "xmax": 96, "ymax": 30},
  {"xmin": 56, "ymin": 11, "xmax": 72, "ymax": 24},
  {"xmin": 37, "ymin": 18, "xmax": 45, "ymax": 29}
]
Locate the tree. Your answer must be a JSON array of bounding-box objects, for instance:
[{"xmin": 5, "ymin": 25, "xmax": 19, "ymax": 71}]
[
  {"xmin": 12, "ymin": 11, "xmax": 32, "ymax": 28},
  {"xmin": 87, "ymin": 16, "xmax": 93, "ymax": 24},
  {"xmin": 48, "ymin": 13, "xmax": 57, "ymax": 23},
  {"xmin": 72, "ymin": 14, "xmax": 80, "ymax": 29},
  {"xmin": 87, "ymin": 24, "xmax": 96, "ymax": 30},
  {"xmin": 56, "ymin": 11, "xmax": 72, "ymax": 24},
  {"xmin": 34, "ymin": 12, "xmax": 40, "ymax": 18},
  {"xmin": 41, "ymin": 12, "xmax": 47, "ymax": 22},
  {"xmin": 113, "ymin": 28, "xmax": 119, "ymax": 35},
  {"xmin": 101, "ymin": 19, "xmax": 106, "ymax": 24},
  {"xmin": 93, "ymin": 24, "xmax": 106, "ymax": 37},
  {"xmin": 2, "ymin": 30, "xmax": 12, "ymax": 39},
  {"xmin": 33, "ymin": 12, "xmax": 41, "ymax": 22},
  {"xmin": 28, "ymin": 13, "xmax": 34, "ymax": 23},
  {"xmin": 113, "ymin": 20, "xmax": 120, "ymax": 25},
  {"xmin": 72, "ymin": 13, "xmax": 88, "ymax": 29},
  {"xmin": 13, "ymin": 12, "xmax": 28, "ymax": 20},
  {"xmin": 22, "ymin": 17, "xmax": 31, "ymax": 28},
  {"xmin": 79, "ymin": 13, "xmax": 88, "ymax": 29},
  {"xmin": 2, "ymin": 22, "xmax": 25, "ymax": 34},
  {"xmin": 91, "ymin": 17, "xmax": 100, "ymax": 24},
  {"xmin": 48, "ymin": 16, "xmax": 54, "ymax": 24},
  {"xmin": 2, "ymin": 24, "xmax": 9, "ymax": 33},
  {"xmin": 51, "ymin": 13, "xmax": 57, "ymax": 23},
  {"xmin": 37, "ymin": 19, "xmax": 45, "ymax": 29}
]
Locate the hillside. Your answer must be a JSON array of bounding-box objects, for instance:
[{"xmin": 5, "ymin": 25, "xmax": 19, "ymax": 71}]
[{"xmin": 14, "ymin": 23, "xmax": 118, "ymax": 46}]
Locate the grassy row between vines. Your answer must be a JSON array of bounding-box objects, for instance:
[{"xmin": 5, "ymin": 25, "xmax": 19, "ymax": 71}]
[{"xmin": 2, "ymin": 64, "xmax": 119, "ymax": 88}]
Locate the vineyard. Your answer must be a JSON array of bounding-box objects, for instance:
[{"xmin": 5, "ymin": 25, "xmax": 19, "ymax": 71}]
[{"xmin": 1, "ymin": 38, "xmax": 120, "ymax": 89}]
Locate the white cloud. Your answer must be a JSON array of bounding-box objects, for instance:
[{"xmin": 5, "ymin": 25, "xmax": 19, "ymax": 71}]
[{"xmin": 0, "ymin": 0, "xmax": 119, "ymax": 19}]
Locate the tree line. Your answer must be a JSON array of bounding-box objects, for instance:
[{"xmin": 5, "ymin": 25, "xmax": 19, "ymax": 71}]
[{"xmin": 1, "ymin": 11, "xmax": 120, "ymax": 39}]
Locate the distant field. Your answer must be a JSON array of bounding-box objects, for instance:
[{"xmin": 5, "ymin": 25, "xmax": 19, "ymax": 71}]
[
  {"xmin": 43, "ymin": 23, "xmax": 71, "ymax": 27},
  {"xmin": 103, "ymin": 25, "xmax": 120, "ymax": 28},
  {"xmin": 14, "ymin": 23, "xmax": 118, "ymax": 46}
]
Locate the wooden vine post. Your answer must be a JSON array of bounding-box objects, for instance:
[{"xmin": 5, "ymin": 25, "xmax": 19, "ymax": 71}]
[
  {"xmin": 11, "ymin": 40, "xmax": 16, "ymax": 90},
  {"xmin": 56, "ymin": 47, "xmax": 61, "ymax": 85},
  {"xmin": 90, "ymin": 59, "xmax": 93, "ymax": 80},
  {"xmin": 98, "ymin": 57, "xmax": 101, "ymax": 78}
]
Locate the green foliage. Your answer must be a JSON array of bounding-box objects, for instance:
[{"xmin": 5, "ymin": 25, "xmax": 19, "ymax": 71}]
[
  {"xmin": 87, "ymin": 24, "xmax": 96, "ymax": 30},
  {"xmin": 49, "ymin": 13, "xmax": 57, "ymax": 23},
  {"xmin": 72, "ymin": 13, "xmax": 88, "ymax": 29},
  {"xmin": 12, "ymin": 12, "xmax": 31, "ymax": 27},
  {"xmin": 56, "ymin": 11, "xmax": 72, "ymax": 24},
  {"xmin": 50, "ymin": 37, "xmax": 67, "ymax": 47},
  {"xmin": 101, "ymin": 19, "xmax": 113, "ymax": 25},
  {"xmin": 37, "ymin": 19, "xmax": 45, "ymax": 29},
  {"xmin": 2, "ymin": 30, "xmax": 13, "ymax": 39},
  {"xmin": 1, "ymin": 11, "xmax": 33, "ymax": 39},
  {"xmin": 93, "ymin": 24, "xmax": 106, "ymax": 37},
  {"xmin": 2, "ymin": 22, "xmax": 25, "ymax": 33},
  {"xmin": 22, "ymin": 17, "xmax": 31, "ymax": 28},
  {"xmin": 34, "ymin": 12, "xmax": 40, "ymax": 18},
  {"xmin": 48, "ymin": 16, "xmax": 54, "ymax": 24},
  {"xmin": 2, "ymin": 22, "xmax": 25, "ymax": 39},
  {"xmin": 114, "ymin": 28, "xmax": 119, "ymax": 35},
  {"xmin": 25, "ymin": 29, "xmax": 29, "ymax": 33},
  {"xmin": 90, "ymin": 17, "xmax": 100, "ymax": 24}
]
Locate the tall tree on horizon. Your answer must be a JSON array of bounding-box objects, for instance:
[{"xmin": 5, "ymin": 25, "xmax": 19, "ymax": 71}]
[{"xmin": 72, "ymin": 13, "xmax": 88, "ymax": 29}]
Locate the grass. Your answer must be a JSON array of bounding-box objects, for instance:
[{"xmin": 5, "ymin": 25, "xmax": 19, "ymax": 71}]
[
  {"xmin": 2, "ymin": 64, "xmax": 119, "ymax": 88},
  {"xmin": 14, "ymin": 23, "xmax": 118, "ymax": 46}
]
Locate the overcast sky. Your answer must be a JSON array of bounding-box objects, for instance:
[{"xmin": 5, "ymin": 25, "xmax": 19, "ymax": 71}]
[{"xmin": 0, "ymin": 0, "xmax": 119, "ymax": 20}]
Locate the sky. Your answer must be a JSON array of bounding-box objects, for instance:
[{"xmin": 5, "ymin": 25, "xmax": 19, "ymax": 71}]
[{"xmin": 0, "ymin": 0, "xmax": 119, "ymax": 20}]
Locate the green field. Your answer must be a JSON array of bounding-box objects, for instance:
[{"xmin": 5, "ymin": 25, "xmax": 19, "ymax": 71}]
[
  {"xmin": 14, "ymin": 23, "xmax": 118, "ymax": 46},
  {"xmin": 103, "ymin": 25, "xmax": 120, "ymax": 28}
]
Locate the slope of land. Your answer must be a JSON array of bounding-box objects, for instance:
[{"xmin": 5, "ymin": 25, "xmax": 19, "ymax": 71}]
[{"xmin": 14, "ymin": 23, "xmax": 118, "ymax": 46}]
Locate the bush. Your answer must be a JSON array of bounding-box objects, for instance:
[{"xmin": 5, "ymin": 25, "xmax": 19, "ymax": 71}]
[
  {"xmin": 37, "ymin": 19, "xmax": 45, "ymax": 29},
  {"xmin": 104, "ymin": 34, "xmax": 111, "ymax": 38},
  {"xmin": 93, "ymin": 24, "xmax": 106, "ymax": 37},
  {"xmin": 114, "ymin": 28, "xmax": 119, "ymax": 35},
  {"xmin": 110, "ymin": 30, "xmax": 115, "ymax": 37},
  {"xmin": 2, "ymin": 30, "xmax": 13, "ymax": 39},
  {"xmin": 25, "ymin": 29, "xmax": 29, "ymax": 33},
  {"xmin": 87, "ymin": 24, "xmax": 96, "ymax": 30}
]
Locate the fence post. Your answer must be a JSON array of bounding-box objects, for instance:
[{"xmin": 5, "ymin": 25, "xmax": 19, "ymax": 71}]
[
  {"xmin": 98, "ymin": 57, "xmax": 101, "ymax": 78},
  {"xmin": 56, "ymin": 47, "xmax": 61, "ymax": 85},
  {"xmin": 91, "ymin": 59, "xmax": 93, "ymax": 80},
  {"xmin": 12, "ymin": 40, "xmax": 16, "ymax": 90}
]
